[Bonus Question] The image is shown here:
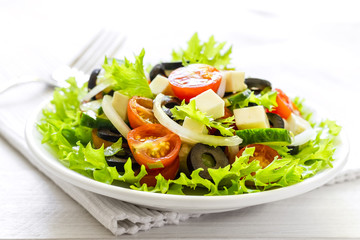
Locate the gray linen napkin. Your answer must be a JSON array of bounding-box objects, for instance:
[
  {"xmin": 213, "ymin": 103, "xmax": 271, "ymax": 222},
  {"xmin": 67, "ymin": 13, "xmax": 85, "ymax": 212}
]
[{"xmin": 0, "ymin": 84, "xmax": 200, "ymax": 236}]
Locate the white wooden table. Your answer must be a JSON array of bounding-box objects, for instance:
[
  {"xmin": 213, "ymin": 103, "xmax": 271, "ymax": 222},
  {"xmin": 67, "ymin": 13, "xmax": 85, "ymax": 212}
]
[{"xmin": 1, "ymin": 0, "xmax": 360, "ymax": 238}]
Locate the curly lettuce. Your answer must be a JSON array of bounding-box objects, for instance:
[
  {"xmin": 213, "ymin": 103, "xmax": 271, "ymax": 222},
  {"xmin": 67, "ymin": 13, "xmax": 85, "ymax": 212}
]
[
  {"xmin": 37, "ymin": 78, "xmax": 148, "ymax": 185},
  {"xmin": 225, "ymin": 88, "xmax": 278, "ymax": 111},
  {"xmin": 102, "ymin": 49, "xmax": 153, "ymax": 99},
  {"xmin": 172, "ymin": 33, "xmax": 232, "ymax": 69},
  {"xmin": 170, "ymin": 100, "xmax": 235, "ymax": 136}
]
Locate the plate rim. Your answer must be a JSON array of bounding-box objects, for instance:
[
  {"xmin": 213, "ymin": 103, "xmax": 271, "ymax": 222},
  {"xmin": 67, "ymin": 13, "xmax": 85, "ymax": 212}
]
[{"xmin": 25, "ymin": 98, "xmax": 350, "ymax": 213}]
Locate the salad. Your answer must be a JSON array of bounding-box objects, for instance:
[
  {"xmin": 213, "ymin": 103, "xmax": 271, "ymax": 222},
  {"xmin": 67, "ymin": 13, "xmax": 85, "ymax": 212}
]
[{"xmin": 37, "ymin": 33, "xmax": 341, "ymax": 196}]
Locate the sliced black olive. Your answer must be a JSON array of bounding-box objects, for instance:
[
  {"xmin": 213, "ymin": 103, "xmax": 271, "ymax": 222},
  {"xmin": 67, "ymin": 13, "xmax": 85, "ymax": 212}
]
[
  {"xmin": 162, "ymin": 61, "xmax": 189, "ymax": 77},
  {"xmin": 161, "ymin": 61, "xmax": 184, "ymax": 71},
  {"xmin": 149, "ymin": 61, "xmax": 186, "ymax": 81},
  {"xmin": 247, "ymin": 102, "xmax": 258, "ymax": 107},
  {"xmin": 149, "ymin": 64, "xmax": 166, "ymax": 81},
  {"xmin": 266, "ymin": 112, "xmax": 285, "ymax": 128},
  {"xmin": 88, "ymin": 68, "xmax": 101, "ymax": 90},
  {"xmin": 97, "ymin": 128, "xmax": 122, "ymax": 142},
  {"xmin": 187, "ymin": 143, "xmax": 229, "ymax": 180},
  {"xmin": 288, "ymin": 145, "xmax": 299, "ymax": 155},
  {"xmin": 161, "ymin": 95, "xmax": 182, "ymax": 118},
  {"xmin": 245, "ymin": 78, "xmax": 272, "ymax": 94},
  {"xmin": 115, "ymin": 146, "xmax": 133, "ymax": 159},
  {"xmin": 106, "ymin": 156, "xmax": 139, "ymax": 173}
]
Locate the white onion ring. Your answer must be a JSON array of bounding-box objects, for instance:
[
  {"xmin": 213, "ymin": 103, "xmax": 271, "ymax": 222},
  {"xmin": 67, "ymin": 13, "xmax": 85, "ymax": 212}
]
[
  {"xmin": 153, "ymin": 94, "xmax": 242, "ymax": 146},
  {"xmin": 82, "ymin": 81, "xmax": 111, "ymax": 102},
  {"xmin": 102, "ymin": 95, "xmax": 131, "ymax": 138},
  {"xmin": 290, "ymin": 127, "xmax": 316, "ymax": 146},
  {"xmin": 216, "ymin": 72, "xmax": 227, "ymax": 98}
]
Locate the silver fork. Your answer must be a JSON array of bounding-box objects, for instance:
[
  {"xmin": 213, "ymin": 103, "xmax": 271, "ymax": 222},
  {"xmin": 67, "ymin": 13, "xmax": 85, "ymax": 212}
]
[{"xmin": 0, "ymin": 29, "xmax": 126, "ymax": 93}]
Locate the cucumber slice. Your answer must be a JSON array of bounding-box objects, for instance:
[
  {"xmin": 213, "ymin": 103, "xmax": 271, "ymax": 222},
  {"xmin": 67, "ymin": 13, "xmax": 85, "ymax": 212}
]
[
  {"xmin": 224, "ymin": 89, "xmax": 251, "ymax": 108},
  {"xmin": 235, "ymin": 128, "xmax": 292, "ymax": 146},
  {"xmin": 80, "ymin": 110, "xmax": 117, "ymax": 131}
]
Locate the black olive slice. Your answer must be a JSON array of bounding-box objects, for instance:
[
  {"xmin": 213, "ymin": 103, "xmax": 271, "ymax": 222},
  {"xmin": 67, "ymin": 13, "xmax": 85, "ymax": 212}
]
[
  {"xmin": 115, "ymin": 147, "xmax": 133, "ymax": 159},
  {"xmin": 187, "ymin": 143, "xmax": 229, "ymax": 180},
  {"xmin": 106, "ymin": 156, "xmax": 139, "ymax": 173},
  {"xmin": 149, "ymin": 61, "xmax": 187, "ymax": 81},
  {"xmin": 161, "ymin": 95, "xmax": 182, "ymax": 118},
  {"xmin": 149, "ymin": 63, "xmax": 166, "ymax": 81},
  {"xmin": 288, "ymin": 145, "xmax": 299, "ymax": 155},
  {"xmin": 245, "ymin": 78, "xmax": 272, "ymax": 94},
  {"xmin": 88, "ymin": 68, "xmax": 101, "ymax": 90},
  {"xmin": 97, "ymin": 128, "xmax": 121, "ymax": 142},
  {"xmin": 266, "ymin": 112, "xmax": 285, "ymax": 128},
  {"xmin": 161, "ymin": 61, "xmax": 184, "ymax": 70}
]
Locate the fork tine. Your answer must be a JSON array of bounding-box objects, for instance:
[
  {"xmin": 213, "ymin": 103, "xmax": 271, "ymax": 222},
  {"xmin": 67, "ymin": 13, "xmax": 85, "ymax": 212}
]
[
  {"xmin": 82, "ymin": 32, "xmax": 126, "ymax": 74},
  {"xmin": 72, "ymin": 31, "xmax": 110, "ymax": 73},
  {"xmin": 69, "ymin": 29, "xmax": 105, "ymax": 69},
  {"xmin": 73, "ymin": 30, "xmax": 125, "ymax": 74}
]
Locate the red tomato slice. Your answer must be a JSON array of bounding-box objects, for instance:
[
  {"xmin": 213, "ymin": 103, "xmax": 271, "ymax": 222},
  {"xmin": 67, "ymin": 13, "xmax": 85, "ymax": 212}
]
[
  {"xmin": 270, "ymin": 88, "xmax": 300, "ymax": 119},
  {"xmin": 127, "ymin": 96, "xmax": 158, "ymax": 129},
  {"xmin": 127, "ymin": 124, "xmax": 181, "ymax": 169},
  {"xmin": 139, "ymin": 157, "xmax": 180, "ymax": 187},
  {"xmin": 168, "ymin": 64, "xmax": 222, "ymax": 102},
  {"xmin": 236, "ymin": 144, "xmax": 280, "ymax": 168}
]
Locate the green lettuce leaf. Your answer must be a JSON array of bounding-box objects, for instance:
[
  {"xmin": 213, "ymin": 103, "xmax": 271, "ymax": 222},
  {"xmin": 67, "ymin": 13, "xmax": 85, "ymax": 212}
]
[
  {"xmin": 172, "ymin": 33, "xmax": 232, "ymax": 69},
  {"xmin": 226, "ymin": 89, "xmax": 278, "ymax": 111},
  {"xmin": 102, "ymin": 49, "xmax": 153, "ymax": 99},
  {"xmin": 37, "ymin": 78, "xmax": 147, "ymax": 185},
  {"xmin": 104, "ymin": 138, "xmax": 123, "ymax": 157},
  {"xmin": 170, "ymin": 100, "xmax": 235, "ymax": 136}
]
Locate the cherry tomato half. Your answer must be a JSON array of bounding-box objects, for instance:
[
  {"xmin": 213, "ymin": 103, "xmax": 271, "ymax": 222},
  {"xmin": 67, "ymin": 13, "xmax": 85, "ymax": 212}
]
[
  {"xmin": 127, "ymin": 96, "xmax": 158, "ymax": 129},
  {"xmin": 127, "ymin": 124, "xmax": 181, "ymax": 170},
  {"xmin": 168, "ymin": 64, "xmax": 222, "ymax": 102},
  {"xmin": 139, "ymin": 157, "xmax": 180, "ymax": 187},
  {"xmin": 270, "ymin": 88, "xmax": 300, "ymax": 119},
  {"xmin": 236, "ymin": 144, "xmax": 280, "ymax": 168}
]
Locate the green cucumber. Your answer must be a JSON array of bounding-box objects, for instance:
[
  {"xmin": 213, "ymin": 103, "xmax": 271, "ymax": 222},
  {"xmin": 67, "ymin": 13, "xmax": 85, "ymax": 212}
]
[
  {"xmin": 224, "ymin": 89, "xmax": 251, "ymax": 108},
  {"xmin": 80, "ymin": 110, "xmax": 117, "ymax": 131},
  {"xmin": 235, "ymin": 128, "xmax": 292, "ymax": 146}
]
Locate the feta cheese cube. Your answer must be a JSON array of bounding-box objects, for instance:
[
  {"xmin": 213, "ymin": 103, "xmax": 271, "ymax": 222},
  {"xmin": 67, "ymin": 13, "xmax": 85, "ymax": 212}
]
[
  {"xmin": 224, "ymin": 71, "xmax": 247, "ymax": 93},
  {"xmin": 285, "ymin": 113, "xmax": 311, "ymax": 135},
  {"xmin": 112, "ymin": 91, "xmax": 130, "ymax": 121},
  {"xmin": 233, "ymin": 106, "xmax": 270, "ymax": 129},
  {"xmin": 190, "ymin": 89, "xmax": 224, "ymax": 119},
  {"xmin": 182, "ymin": 117, "xmax": 208, "ymax": 134},
  {"xmin": 149, "ymin": 74, "xmax": 174, "ymax": 95}
]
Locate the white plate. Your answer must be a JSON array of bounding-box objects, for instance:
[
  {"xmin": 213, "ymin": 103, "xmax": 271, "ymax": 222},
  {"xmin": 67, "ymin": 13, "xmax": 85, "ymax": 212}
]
[{"xmin": 25, "ymin": 100, "xmax": 349, "ymax": 214}]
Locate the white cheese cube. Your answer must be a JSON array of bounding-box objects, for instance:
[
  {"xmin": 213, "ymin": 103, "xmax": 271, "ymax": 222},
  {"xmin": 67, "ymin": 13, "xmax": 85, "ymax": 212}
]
[
  {"xmin": 233, "ymin": 106, "xmax": 270, "ymax": 129},
  {"xmin": 112, "ymin": 91, "xmax": 130, "ymax": 121},
  {"xmin": 190, "ymin": 89, "xmax": 225, "ymax": 119},
  {"xmin": 224, "ymin": 71, "xmax": 247, "ymax": 93},
  {"xmin": 285, "ymin": 113, "xmax": 311, "ymax": 135},
  {"xmin": 149, "ymin": 74, "xmax": 174, "ymax": 95},
  {"xmin": 182, "ymin": 117, "xmax": 208, "ymax": 134}
]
